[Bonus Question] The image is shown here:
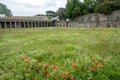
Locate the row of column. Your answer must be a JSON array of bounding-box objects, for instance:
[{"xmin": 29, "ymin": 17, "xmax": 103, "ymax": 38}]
[{"xmin": 0, "ymin": 21, "xmax": 53, "ymax": 28}]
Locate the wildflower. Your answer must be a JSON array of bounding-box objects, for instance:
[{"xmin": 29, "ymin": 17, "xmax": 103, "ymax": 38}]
[
  {"xmin": 92, "ymin": 59, "xmax": 96, "ymax": 63},
  {"xmin": 26, "ymin": 59, "xmax": 30, "ymax": 64},
  {"xmin": 27, "ymin": 70, "xmax": 30, "ymax": 74},
  {"xmin": 89, "ymin": 55, "xmax": 93, "ymax": 58},
  {"xmin": 70, "ymin": 78, "xmax": 74, "ymax": 80},
  {"xmin": 63, "ymin": 74, "xmax": 67, "ymax": 78},
  {"xmin": 73, "ymin": 62, "xmax": 77, "ymax": 69},
  {"xmin": 82, "ymin": 64, "xmax": 84, "ymax": 67},
  {"xmin": 32, "ymin": 65, "xmax": 35, "ymax": 69},
  {"xmin": 91, "ymin": 66, "xmax": 95, "ymax": 72},
  {"xmin": 35, "ymin": 61, "xmax": 39, "ymax": 65},
  {"xmin": 44, "ymin": 64, "xmax": 49, "ymax": 69},
  {"xmin": 56, "ymin": 75, "xmax": 60, "ymax": 79},
  {"xmin": 39, "ymin": 64, "xmax": 43, "ymax": 67},
  {"xmin": 52, "ymin": 65, "xmax": 58, "ymax": 71},
  {"xmin": 63, "ymin": 72, "xmax": 70, "ymax": 79},
  {"xmin": 37, "ymin": 74, "xmax": 40, "ymax": 76},
  {"xmin": 97, "ymin": 63, "xmax": 104, "ymax": 69},
  {"xmin": 95, "ymin": 61, "xmax": 99, "ymax": 65},
  {"xmin": 67, "ymin": 72, "xmax": 70, "ymax": 78},
  {"xmin": 31, "ymin": 78, "xmax": 35, "ymax": 80},
  {"xmin": 46, "ymin": 74, "xmax": 50, "ymax": 78},
  {"xmin": 44, "ymin": 70, "xmax": 48, "ymax": 75}
]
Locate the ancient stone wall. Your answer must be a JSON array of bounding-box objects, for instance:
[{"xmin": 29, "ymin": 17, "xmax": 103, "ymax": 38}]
[{"xmin": 57, "ymin": 10, "xmax": 120, "ymax": 28}]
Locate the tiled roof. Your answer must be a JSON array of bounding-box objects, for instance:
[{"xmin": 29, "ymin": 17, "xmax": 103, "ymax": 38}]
[{"xmin": 0, "ymin": 16, "xmax": 49, "ymax": 21}]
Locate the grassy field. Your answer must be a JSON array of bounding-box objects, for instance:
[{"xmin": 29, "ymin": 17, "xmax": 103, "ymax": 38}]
[{"xmin": 0, "ymin": 27, "xmax": 120, "ymax": 80}]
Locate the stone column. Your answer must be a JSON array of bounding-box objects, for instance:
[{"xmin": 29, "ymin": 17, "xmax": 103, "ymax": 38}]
[
  {"xmin": 49, "ymin": 22, "xmax": 51, "ymax": 27},
  {"xmin": 28, "ymin": 22, "xmax": 30, "ymax": 28},
  {"xmin": 31, "ymin": 22, "xmax": 33, "ymax": 28},
  {"xmin": 15, "ymin": 22, "xmax": 17, "ymax": 28},
  {"xmin": 29, "ymin": 22, "xmax": 31, "ymax": 28},
  {"xmin": 0, "ymin": 22, "xmax": 1, "ymax": 29},
  {"xmin": 42, "ymin": 22, "xmax": 43, "ymax": 27},
  {"xmin": 47, "ymin": 22, "xmax": 49, "ymax": 27},
  {"xmin": 5, "ymin": 22, "xmax": 7, "ymax": 28},
  {"xmin": 41, "ymin": 22, "xmax": 42, "ymax": 27},
  {"xmin": 44, "ymin": 22, "xmax": 45, "ymax": 27},
  {"xmin": 50, "ymin": 22, "xmax": 52, "ymax": 26},
  {"xmin": 19, "ymin": 22, "xmax": 21, "ymax": 28},
  {"xmin": 46, "ymin": 22, "xmax": 48, "ymax": 27},
  {"xmin": 38, "ymin": 22, "xmax": 40, "ymax": 27},
  {"xmin": 23, "ymin": 22, "xmax": 25, "ymax": 28},
  {"xmin": 30, "ymin": 22, "xmax": 33, "ymax": 27},
  {"xmin": 40, "ymin": 22, "xmax": 42, "ymax": 27},
  {"xmin": 44, "ymin": 22, "xmax": 46, "ymax": 27},
  {"xmin": 10, "ymin": 22, "xmax": 12, "ymax": 28},
  {"xmin": 36, "ymin": 22, "xmax": 37, "ymax": 27},
  {"xmin": 34, "ymin": 22, "xmax": 36, "ymax": 27},
  {"xmin": 38, "ymin": 22, "xmax": 39, "ymax": 27}
]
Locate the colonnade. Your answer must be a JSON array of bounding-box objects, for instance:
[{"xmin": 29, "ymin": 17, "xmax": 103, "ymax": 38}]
[{"xmin": 0, "ymin": 21, "xmax": 53, "ymax": 28}]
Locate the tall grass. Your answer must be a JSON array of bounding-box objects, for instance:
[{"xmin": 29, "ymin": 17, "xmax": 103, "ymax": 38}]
[{"xmin": 0, "ymin": 27, "xmax": 120, "ymax": 80}]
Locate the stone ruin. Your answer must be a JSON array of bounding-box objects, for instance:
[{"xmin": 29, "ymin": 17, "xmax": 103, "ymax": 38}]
[{"xmin": 56, "ymin": 10, "xmax": 120, "ymax": 28}]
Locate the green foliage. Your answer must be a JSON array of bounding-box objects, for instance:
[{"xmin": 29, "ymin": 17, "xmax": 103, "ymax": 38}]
[
  {"xmin": 83, "ymin": 0, "xmax": 97, "ymax": 14},
  {"xmin": 96, "ymin": 0, "xmax": 120, "ymax": 14},
  {"xmin": 65, "ymin": 0, "xmax": 96, "ymax": 19},
  {"xmin": 48, "ymin": 16, "xmax": 52, "ymax": 20},
  {"xmin": 65, "ymin": 0, "xmax": 120, "ymax": 19},
  {"xmin": 0, "ymin": 3, "xmax": 13, "ymax": 16},
  {"xmin": 57, "ymin": 8, "xmax": 66, "ymax": 20},
  {"xmin": 65, "ymin": 0, "xmax": 82, "ymax": 19}
]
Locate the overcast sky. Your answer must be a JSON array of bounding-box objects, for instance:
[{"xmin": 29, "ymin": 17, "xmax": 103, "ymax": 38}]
[{"xmin": 0, "ymin": 0, "xmax": 83, "ymax": 16}]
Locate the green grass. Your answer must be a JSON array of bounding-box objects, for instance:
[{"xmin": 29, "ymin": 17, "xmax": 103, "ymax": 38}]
[{"xmin": 0, "ymin": 27, "xmax": 120, "ymax": 80}]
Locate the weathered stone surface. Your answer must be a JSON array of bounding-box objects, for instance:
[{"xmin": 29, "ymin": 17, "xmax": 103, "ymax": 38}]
[{"xmin": 57, "ymin": 10, "xmax": 120, "ymax": 28}]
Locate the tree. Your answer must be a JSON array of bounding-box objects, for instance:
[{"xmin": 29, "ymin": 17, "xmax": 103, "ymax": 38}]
[
  {"xmin": 35, "ymin": 14, "xmax": 45, "ymax": 16},
  {"xmin": 46, "ymin": 10, "xmax": 56, "ymax": 17},
  {"xmin": 57, "ymin": 8, "xmax": 66, "ymax": 20},
  {"xmin": 95, "ymin": 0, "xmax": 120, "ymax": 14},
  {"xmin": 83, "ymin": 0, "xmax": 96, "ymax": 14},
  {"xmin": 0, "ymin": 3, "xmax": 13, "ymax": 16},
  {"xmin": 65, "ymin": 0, "xmax": 82, "ymax": 19}
]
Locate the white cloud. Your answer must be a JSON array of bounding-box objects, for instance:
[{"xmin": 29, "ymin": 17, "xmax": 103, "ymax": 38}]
[{"xmin": 0, "ymin": 0, "xmax": 83, "ymax": 16}]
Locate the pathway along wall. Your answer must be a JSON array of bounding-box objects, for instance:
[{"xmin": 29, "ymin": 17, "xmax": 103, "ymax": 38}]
[{"xmin": 57, "ymin": 10, "xmax": 120, "ymax": 28}]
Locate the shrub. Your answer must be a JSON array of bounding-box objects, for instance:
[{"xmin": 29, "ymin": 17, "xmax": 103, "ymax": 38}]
[{"xmin": 96, "ymin": 1, "xmax": 120, "ymax": 14}]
